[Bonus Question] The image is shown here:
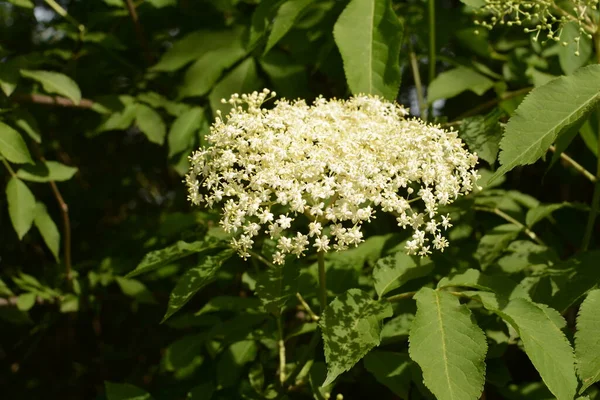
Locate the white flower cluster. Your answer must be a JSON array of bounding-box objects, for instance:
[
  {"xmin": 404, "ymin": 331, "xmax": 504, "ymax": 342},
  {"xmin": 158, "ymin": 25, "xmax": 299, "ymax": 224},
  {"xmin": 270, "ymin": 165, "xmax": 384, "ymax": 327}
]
[
  {"xmin": 473, "ymin": 0, "xmax": 597, "ymax": 54},
  {"xmin": 186, "ymin": 89, "xmax": 479, "ymax": 264}
]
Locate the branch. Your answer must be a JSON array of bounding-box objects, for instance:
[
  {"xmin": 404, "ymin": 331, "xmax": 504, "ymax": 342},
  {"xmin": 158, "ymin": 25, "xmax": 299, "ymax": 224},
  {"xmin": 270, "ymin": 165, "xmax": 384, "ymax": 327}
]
[
  {"xmin": 12, "ymin": 93, "xmax": 95, "ymax": 109},
  {"xmin": 549, "ymin": 145, "xmax": 597, "ymax": 183},
  {"xmin": 124, "ymin": 0, "xmax": 154, "ymax": 65},
  {"xmin": 474, "ymin": 206, "xmax": 546, "ymax": 246}
]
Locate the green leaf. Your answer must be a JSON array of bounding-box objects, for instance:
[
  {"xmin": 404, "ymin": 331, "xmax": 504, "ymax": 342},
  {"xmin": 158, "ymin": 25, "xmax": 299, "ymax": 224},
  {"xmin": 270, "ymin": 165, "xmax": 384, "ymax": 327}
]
[
  {"xmin": 428, "ymin": 66, "xmax": 494, "ymax": 103},
  {"xmin": 579, "ymin": 115, "xmax": 598, "ymax": 156},
  {"xmin": 164, "ymin": 334, "xmax": 205, "ymax": 374},
  {"xmin": 168, "ymin": 107, "xmax": 204, "ymax": 157},
  {"xmin": 115, "ymin": 277, "xmax": 157, "ymax": 304},
  {"xmin": 499, "ymin": 299, "xmax": 577, "ymax": 400},
  {"xmin": 16, "ymin": 292, "xmax": 36, "ymax": 311},
  {"xmin": 490, "ymin": 64, "xmax": 600, "ymax": 184},
  {"xmin": 21, "ymin": 70, "xmax": 81, "ymax": 104},
  {"xmin": 162, "ymin": 250, "xmax": 234, "ymax": 322},
  {"xmin": 11, "ymin": 109, "xmax": 41, "ymax": 143},
  {"xmin": 526, "ymin": 202, "xmax": 582, "ymax": 227},
  {"xmin": 216, "ymin": 340, "xmax": 258, "ymax": 389},
  {"xmin": 187, "ymin": 382, "xmax": 215, "ymax": 400},
  {"xmin": 333, "ymin": 0, "xmax": 403, "ymax": 100},
  {"xmin": 408, "ymin": 287, "xmax": 487, "ymax": 400},
  {"xmin": 558, "ymin": 22, "xmax": 592, "ymax": 75},
  {"xmin": 127, "ymin": 239, "xmax": 225, "ymax": 278},
  {"xmin": 104, "ymin": 382, "xmax": 153, "ymax": 400},
  {"xmin": 474, "ymin": 224, "xmax": 522, "ymax": 269},
  {"xmin": 320, "ymin": 288, "xmax": 393, "ymax": 386},
  {"xmin": 209, "ymin": 58, "xmax": 262, "ymax": 118},
  {"xmin": 460, "ymin": 0, "xmax": 485, "ymax": 7},
  {"xmin": 195, "ymin": 296, "xmax": 261, "ymax": 315},
  {"xmin": 373, "ymin": 252, "xmax": 434, "ymax": 298},
  {"xmin": 459, "ymin": 108, "xmax": 503, "ymax": 165},
  {"xmin": 264, "ymin": 0, "xmax": 316, "ymax": 55},
  {"xmin": 16, "ymin": 161, "xmax": 78, "ymax": 182},
  {"xmin": 34, "ymin": 202, "xmax": 60, "ymax": 261},
  {"xmin": 259, "ymin": 50, "xmax": 311, "ymax": 99},
  {"xmin": 248, "ymin": 0, "xmax": 285, "ymax": 50},
  {"xmin": 255, "ymin": 260, "xmax": 299, "ymax": 315},
  {"xmin": 152, "ymin": 29, "xmax": 244, "ymax": 72},
  {"xmin": 6, "ymin": 177, "xmax": 36, "ymax": 239},
  {"xmin": 575, "ymin": 289, "xmax": 600, "ymax": 393},
  {"xmin": 549, "ymin": 251, "xmax": 600, "ymax": 312},
  {"xmin": 0, "ymin": 278, "xmax": 14, "ymax": 297},
  {"xmin": 0, "ymin": 121, "xmax": 34, "ymax": 164},
  {"xmin": 0, "ymin": 61, "xmax": 20, "ymax": 96},
  {"xmin": 6, "ymin": 0, "xmax": 34, "ymax": 7},
  {"xmin": 363, "ymin": 351, "xmax": 412, "ymax": 398},
  {"xmin": 135, "ymin": 104, "xmax": 166, "ymax": 145},
  {"xmin": 60, "ymin": 293, "xmax": 79, "ymax": 313},
  {"xmin": 179, "ymin": 46, "xmax": 247, "ymax": 99}
]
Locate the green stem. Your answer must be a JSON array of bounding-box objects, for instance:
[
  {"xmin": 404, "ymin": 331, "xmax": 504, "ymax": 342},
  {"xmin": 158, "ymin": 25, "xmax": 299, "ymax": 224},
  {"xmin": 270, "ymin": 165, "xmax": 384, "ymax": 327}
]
[
  {"xmin": 408, "ymin": 39, "xmax": 426, "ymax": 117},
  {"xmin": 386, "ymin": 291, "xmax": 417, "ymax": 302},
  {"xmin": 296, "ymin": 292, "xmax": 319, "ymax": 321},
  {"xmin": 549, "ymin": 145, "xmax": 597, "ymax": 183},
  {"xmin": 582, "ymin": 31, "xmax": 600, "ymax": 251},
  {"xmin": 44, "ymin": 0, "xmax": 85, "ymax": 36},
  {"xmin": 277, "ymin": 317, "xmax": 286, "ymax": 386},
  {"xmin": 426, "ymin": 0, "xmax": 436, "ymax": 121},
  {"xmin": 474, "ymin": 206, "xmax": 545, "ymax": 246},
  {"xmin": 283, "ymin": 330, "xmax": 320, "ymax": 388},
  {"xmin": 317, "ymin": 251, "xmax": 327, "ymax": 312},
  {"xmin": 2, "ymin": 159, "xmax": 17, "ymax": 177}
]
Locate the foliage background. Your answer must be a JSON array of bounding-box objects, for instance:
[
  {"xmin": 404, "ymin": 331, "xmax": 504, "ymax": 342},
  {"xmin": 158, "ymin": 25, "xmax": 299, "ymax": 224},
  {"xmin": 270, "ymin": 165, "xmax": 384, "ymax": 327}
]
[{"xmin": 1, "ymin": 0, "xmax": 599, "ymax": 399}]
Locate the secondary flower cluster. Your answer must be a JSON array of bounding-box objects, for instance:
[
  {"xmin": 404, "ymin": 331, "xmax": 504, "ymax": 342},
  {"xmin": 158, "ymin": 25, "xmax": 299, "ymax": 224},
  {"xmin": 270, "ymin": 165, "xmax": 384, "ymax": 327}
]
[
  {"xmin": 186, "ymin": 89, "xmax": 479, "ymax": 264},
  {"xmin": 472, "ymin": 0, "xmax": 597, "ymax": 54}
]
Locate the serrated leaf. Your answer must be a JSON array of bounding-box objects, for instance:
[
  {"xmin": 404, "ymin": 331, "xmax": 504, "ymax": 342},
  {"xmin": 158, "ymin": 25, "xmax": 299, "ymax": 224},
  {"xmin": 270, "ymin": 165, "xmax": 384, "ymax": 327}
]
[
  {"xmin": 152, "ymin": 29, "xmax": 244, "ymax": 72},
  {"xmin": 33, "ymin": 202, "xmax": 60, "ymax": 261},
  {"xmin": 209, "ymin": 58, "xmax": 261, "ymax": 118},
  {"xmin": 475, "ymin": 224, "xmax": 522, "ymax": 269},
  {"xmin": 499, "ymin": 298, "xmax": 577, "ymax": 400},
  {"xmin": 255, "ymin": 261, "xmax": 299, "ymax": 315},
  {"xmin": 17, "ymin": 161, "xmax": 78, "ymax": 182},
  {"xmin": 320, "ymin": 288, "xmax": 392, "ymax": 386},
  {"xmin": 549, "ymin": 251, "xmax": 600, "ymax": 312},
  {"xmin": 490, "ymin": 64, "xmax": 600, "ymax": 184},
  {"xmin": 127, "ymin": 239, "xmax": 225, "ymax": 278},
  {"xmin": 162, "ymin": 250, "xmax": 234, "ymax": 322},
  {"xmin": 264, "ymin": 0, "xmax": 316, "ymax": 55},
  {"xmin": 459, "ymin": 108, "xmax": 503, "ymax": 165},
  {"xmin": 6, "ymin": 177, "xmax": 36, "ymax": 239},
  {"xmin": 363, "ymin": 351, "xmax": 412, "ymax": 398},
  {"xmin": 559, "ymin": 22, "xmax": 592, "ymax": 75},
  {"xmin": 575, "ymin": 289, "xmax": 600, "ymax": 392},
  {"xmin": 373, "ymin": 252, "xmax": 433, "ymax": 298},
  {"xmin": 408, "ymin": 288, "xmax": 487, "ymax": 400},
  {"xmin": 104, "ymin": 382, "xmax": 153, "ymax": 400},
  {"xmin": 115, "ymin": 277, "xmax": 156, "ymax": 304},
  {"xmin": 0, "ymin": 121, "xmax": 34, "ymax": 164},
  {"xmin": 428, "ymin": 66, "xmax": 494, "ymax": 103},
  {"xmin": 333, "ymin": 0, "xmax": 403, "ymax": 100},
  {"xmin": 21, "ymin": 70, "xmax": 81, "ymax": 104},
  {"xmin": 168, "ymin": 107, "xmax": 204, "ymax": 157},
  {"xmin": 135, "ymin": 104, "xmax": 166, "ymax": 145}
]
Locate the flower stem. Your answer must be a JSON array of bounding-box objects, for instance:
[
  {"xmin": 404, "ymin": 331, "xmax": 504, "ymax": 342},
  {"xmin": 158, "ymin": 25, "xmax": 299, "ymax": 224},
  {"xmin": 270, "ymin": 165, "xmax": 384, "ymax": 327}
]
[
  {"xmin": 277, "ymin": 317, "xmax": 286, "ymax": 386},
  {"xmin": 549, "ymin": 145, "xmax": 597, "ymax": 183},
  {"xmin": 474, "ymin": 206, "xmax": 545, "ymax": 246},
  {"xmin": 296, "ymin": 292, "xmax": 319, "ymax": 321},
  {"xmin": 317, "ymin": 251, "xmax": 327, "ymax": 312},
  {"xmin": 408, "ymin": 39, "xmax": 426, "ymax": 117},
  {"xmin": 426, "ymin": 0, "xmax": 436, "ymax": 121}
]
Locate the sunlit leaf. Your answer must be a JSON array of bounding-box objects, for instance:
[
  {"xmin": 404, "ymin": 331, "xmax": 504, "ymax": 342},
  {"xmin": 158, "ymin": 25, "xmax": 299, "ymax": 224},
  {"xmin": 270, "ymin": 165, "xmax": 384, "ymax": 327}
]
[
  {"xmin": 115, "ymin": 277, "xmax": 156, "ymax": 304},
  {"xmin": 575, "ymin": 289, "xmax": 600, "ymax": 393},
  {"xmin": 373, "ymin": 251, "xmax": 433, "ymax": 298},
  {"xmin": 255, "ymin": 260, "xmax": 299, "ymax": 315},
  {"xmin": 209, "ymin": 58, "xmax": 262, "ymax": 118},
  {"xmin": 21, "ymin": 69, "xmax": 81, "ymax": 104},
  {"xmin": 264, "ymin": 0, "xmax": 316, "ymax": 55},
  {"xmin": 408, "ymin": 288, "xmax": 487, "ymax": 400},
  {"xmin": 0, "ymin": 121, "xmax": 33, "ymax": 165},
  {"xmin": 104, "ymin": 382, "xmax": 153, "ymax": 400},
  {"xmin": 17, "ymin": 161, "xmax": 78, "ymax": 182},
  {"xmin": 333, "ymin": 0, "xmax": 403, "ymax": 100},
  {"xmin": 6, "ymin": 177, "xmax": 36, "ymax": 239},
  {"xmin": 135, "ymin": 104, "xmax": 166, "ymax": 145},
  {"xmin": 428, "ymin": 66, "xmax": 495, "ymax": 103}
]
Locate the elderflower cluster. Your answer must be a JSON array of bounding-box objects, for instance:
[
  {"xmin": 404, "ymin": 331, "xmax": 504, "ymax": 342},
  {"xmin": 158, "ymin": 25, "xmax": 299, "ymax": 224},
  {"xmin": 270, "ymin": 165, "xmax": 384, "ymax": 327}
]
[
  {"xmin": 473, "ymin": 0, "xmax": 597, "ymax": 54},
  {"xmin": 185, "ymin": 89, "xmax": 479, "ymax": 264}
]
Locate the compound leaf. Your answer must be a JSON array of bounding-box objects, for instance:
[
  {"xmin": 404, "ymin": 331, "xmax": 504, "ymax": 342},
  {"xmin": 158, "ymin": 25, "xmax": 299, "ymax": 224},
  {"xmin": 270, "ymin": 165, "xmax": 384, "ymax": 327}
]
[{"xmin": 575, "ymin": 289, "xmax": 600, "ymax": 393}]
